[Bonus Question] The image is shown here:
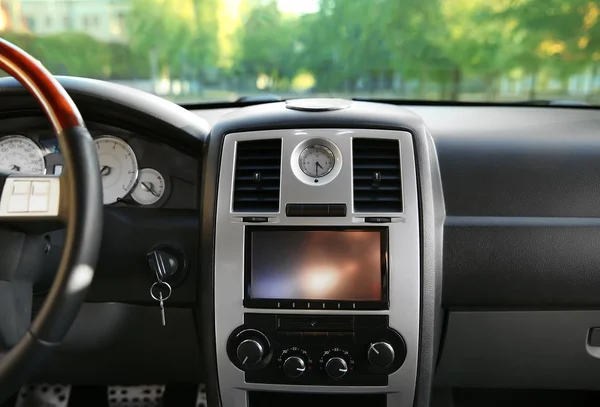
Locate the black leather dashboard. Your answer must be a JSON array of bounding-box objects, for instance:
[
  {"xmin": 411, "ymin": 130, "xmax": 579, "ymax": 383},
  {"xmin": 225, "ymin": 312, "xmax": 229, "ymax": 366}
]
[
  {"xmin": 416, "ymin": 106, "xmax": 600, "ymax": 309},
  {"xmin": 429, "ymin": 107, "xmax": 600, "ymax": 218}
]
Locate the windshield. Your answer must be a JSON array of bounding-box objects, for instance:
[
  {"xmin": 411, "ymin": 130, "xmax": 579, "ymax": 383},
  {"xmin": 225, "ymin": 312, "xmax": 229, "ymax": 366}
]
[{"xmin": 1, "ymin": 0, "xmax": 598, "ymax": 105}]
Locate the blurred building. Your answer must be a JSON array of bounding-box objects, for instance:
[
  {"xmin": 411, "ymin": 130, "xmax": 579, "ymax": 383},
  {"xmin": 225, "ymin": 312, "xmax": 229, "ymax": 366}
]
[
  {"xmin": 0, "ymin": 0, "xmax": 26, "ymax": 31},
  {"xmin": 19, "ymin": 0, "xmax": 129, "ymax": 42}
]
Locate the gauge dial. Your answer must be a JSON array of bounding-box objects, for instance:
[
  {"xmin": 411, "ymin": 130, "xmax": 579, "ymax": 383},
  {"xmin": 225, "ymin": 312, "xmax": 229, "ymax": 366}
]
[
  {"xmin": 131, "ymin": 168, "xmax": 166, "ymax": 206},
  {"xmin": 94, "ymin": 135, "xmax": 138, "ymax": 205},
  {"xmin": 299, "ymin": 145, "xmax": 335, "ymax": 178},
  {"xmin": 0, "ymin": 135, "xmax": 45, "ymax": 175}
]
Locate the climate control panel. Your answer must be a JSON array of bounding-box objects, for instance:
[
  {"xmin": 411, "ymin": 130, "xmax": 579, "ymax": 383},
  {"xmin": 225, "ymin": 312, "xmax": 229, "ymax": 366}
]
[{"xmin": 226, "ymin": 314, "xmax": 406, "ymax": 386}]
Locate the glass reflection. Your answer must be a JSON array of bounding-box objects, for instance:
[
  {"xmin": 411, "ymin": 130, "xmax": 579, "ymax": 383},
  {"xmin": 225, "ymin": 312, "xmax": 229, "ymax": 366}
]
[{"xmin": 250, "ymin": 230, "xmax": 382, "ymax": 301}]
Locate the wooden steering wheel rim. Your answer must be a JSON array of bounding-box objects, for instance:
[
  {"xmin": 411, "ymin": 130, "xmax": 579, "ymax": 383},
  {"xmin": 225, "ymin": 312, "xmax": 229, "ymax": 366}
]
[
  {"xmin": 0, "ymin": 39, "xmax": 103, "ymax": 403},
  {"xmin": 0, "ymin": 38, "xmax": 84, "ymax": 133}
]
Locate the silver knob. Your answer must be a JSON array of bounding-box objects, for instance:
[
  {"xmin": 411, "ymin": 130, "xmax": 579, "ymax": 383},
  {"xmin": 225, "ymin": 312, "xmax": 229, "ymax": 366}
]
[
  {"xmin": 283, "ymin": 356, "xmax": 306, "ymax": 378},
  {"xmin": 325, "ymin": 357, "xmax": 348, "ymax": 378},
  {"xmin": 368, "ymin": 342, "xmax": 395, "ymax": 368},
  {"xmin": 236, "ymin": 339, "xmax": 264, "ymax": 366}
]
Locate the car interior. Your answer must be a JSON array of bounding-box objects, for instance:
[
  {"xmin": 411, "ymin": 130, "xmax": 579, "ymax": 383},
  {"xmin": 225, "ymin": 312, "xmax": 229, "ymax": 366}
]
[{"xmin": 2, "ymin": 1, "xmax": 600, "ymax": 406}]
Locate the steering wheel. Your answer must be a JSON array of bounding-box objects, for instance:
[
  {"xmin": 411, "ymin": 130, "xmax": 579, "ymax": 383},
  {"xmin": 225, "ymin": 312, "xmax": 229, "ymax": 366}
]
[{"xmin": 0, "ymin": 39, "xmax": 102, "ymax": 401}]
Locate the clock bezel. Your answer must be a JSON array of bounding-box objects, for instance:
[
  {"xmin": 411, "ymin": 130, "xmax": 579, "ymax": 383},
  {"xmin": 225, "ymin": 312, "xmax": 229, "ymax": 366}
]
[{"xmin": 290, "ymin": 138, "xmax": 342, "ymax": 186}]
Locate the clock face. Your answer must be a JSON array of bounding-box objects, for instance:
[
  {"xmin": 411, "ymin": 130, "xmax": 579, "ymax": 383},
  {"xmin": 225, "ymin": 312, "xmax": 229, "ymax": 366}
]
[{"xmin": 299, "ymin": 145, "xmax": 335, "ymax": 178}]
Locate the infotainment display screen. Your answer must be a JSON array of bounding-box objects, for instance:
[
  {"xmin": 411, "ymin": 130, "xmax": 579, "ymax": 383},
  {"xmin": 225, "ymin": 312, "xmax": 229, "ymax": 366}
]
[{"xmin": 244, "ymin": 227, "xmax": 388, "ymax": 309}]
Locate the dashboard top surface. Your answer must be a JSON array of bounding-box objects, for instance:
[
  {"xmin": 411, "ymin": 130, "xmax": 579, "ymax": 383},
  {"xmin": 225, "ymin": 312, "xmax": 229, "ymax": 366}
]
[{"xmin": 193, "ymin": 104, "xmax": 600, "ymax": 218}]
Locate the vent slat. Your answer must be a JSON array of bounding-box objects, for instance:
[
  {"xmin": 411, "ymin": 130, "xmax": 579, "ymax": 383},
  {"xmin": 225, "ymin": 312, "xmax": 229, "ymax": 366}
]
[
  {"xmin": 235, "ymin": 183, "xmax": 280, "ymax": 190},
  {"xmin": 355, "ymin": 196, "xmax": 401, "ymax": 202},
  {"xmin": 235, "ymin": 197, "xmax": 280, "ymax": 202},
  {"xmin": 236, "ymin": 175, "xmax": 281, "ymax": 181},
  {"xmin": 233, "ymin": 139, "xmax": 282, "ymax": 212},
  {"xmin": 353, "ymin": 155, "xmax": 399, "ymax": 160},
  {"xmin": 354, "ymin": 188, "xmax": 400, "ymax": 193},
  {"xmin": 352, "ymin": 138, "xmax": 402, "ymax": 212},
  {"xmin": 236, "ymin": 158, "xmax": 279, "ymax": 162},
  {"xmin": 353, "ymin": 175, "xmax": 401, "ymax": 181},
  {"xmin": 353, "ymin": 163, "xmax": 400, "ymax": 170},
  {"xmin": 236, "ymin": 164, "xmax": 281, "ymax": 170}
]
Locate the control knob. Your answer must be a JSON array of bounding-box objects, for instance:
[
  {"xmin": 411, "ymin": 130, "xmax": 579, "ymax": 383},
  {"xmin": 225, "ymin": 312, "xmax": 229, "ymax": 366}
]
[
  {"xmin": 325, "ymin": 357, "xmax": 348, "ymax": 379},
  {"xmin": 283, "ymin": 356, "xmax": 306, "ymax": 378},
  {"xmin": 368, "ymin": 341, "xmax": 395, "ymax": 368},
  {"xmin": 236, "ymin": 339, "xmax": 264, "ymax": 366}
]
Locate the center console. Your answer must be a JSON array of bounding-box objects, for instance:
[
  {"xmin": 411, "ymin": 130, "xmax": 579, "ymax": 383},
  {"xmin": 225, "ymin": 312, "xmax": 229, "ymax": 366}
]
[{"xmin": 200, "ymin": 100, "xmax": 444, "ymax": 407}]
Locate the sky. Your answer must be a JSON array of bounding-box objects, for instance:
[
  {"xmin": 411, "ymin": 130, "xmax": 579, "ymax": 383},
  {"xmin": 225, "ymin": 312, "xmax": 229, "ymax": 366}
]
[{"xmin": 277, "ymin": 0, "xmax": 320, "ymax": 14}]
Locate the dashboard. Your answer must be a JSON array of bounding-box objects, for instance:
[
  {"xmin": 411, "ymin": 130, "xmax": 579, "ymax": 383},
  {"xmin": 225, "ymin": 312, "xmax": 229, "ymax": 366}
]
[{"xmin": 3, "ymin": 76, "xmax": 600, "ymax": 407}]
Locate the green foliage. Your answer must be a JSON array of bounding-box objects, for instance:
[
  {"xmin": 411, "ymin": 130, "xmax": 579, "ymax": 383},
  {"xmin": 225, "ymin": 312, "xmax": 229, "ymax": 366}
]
[
  {"xmin": 232, "ymin": 0, "xmax": 302, "ymax": 89},
  {"xmin": 2, "ymin": 0, "xmax": 599, "ymax": 101},
  {"xmin": 126, "ymin": 0, "xmax": 219, "ymax": 81},
  {"xmin": 230, "ymin": 0, "xmax": 600, "ymax": 98},
  {"xmin": 1, "ymin": 31, "xmax": 149, "ymax": 79}
]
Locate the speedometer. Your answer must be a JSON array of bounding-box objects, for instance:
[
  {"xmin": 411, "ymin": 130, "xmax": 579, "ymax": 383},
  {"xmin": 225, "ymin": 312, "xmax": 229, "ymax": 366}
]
[
  {"xmin": 0, "ymin": 135, "xmax": 45, "ymax": 174},
  {"xmin": 94, "ymin": 135, "xmax": 138, "ymax": 205}
]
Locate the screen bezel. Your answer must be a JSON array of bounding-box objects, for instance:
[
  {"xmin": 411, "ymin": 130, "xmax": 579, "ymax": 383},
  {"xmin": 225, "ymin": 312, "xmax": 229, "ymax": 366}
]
[{"xmin": 243, "ymin": 226, "xmax": 389, "ymax": 310}]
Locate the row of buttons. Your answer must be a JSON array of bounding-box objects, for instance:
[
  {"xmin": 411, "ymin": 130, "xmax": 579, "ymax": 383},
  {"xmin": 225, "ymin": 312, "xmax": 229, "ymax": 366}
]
[
  {"xmin": 9, "ymin": 181, "xmax": 52, "ymax": 213},
  {"xmin": 274, "ymin": 300, "xmax": 360, "ymax": 310},
  {"xmin": 277, "ymin": 331, "xmax": 354, "ymax": 345},
  {"xmin": 286, "ymin": 204, "xmax": 347, "ymax": 217},
  {"xmin": 244, "ymin": 299, "xmax": 387, "ymax": 310}
]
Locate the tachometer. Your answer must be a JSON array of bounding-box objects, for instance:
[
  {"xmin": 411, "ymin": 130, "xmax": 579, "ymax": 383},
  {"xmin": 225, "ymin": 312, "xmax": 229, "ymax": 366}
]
[
  {"xmin": 94, "ymin": 135, "xmax": 138, "ymax": 205},
  {"xmin": 0, "ymin": 135, "xmax": 45, "ymax": 174}
]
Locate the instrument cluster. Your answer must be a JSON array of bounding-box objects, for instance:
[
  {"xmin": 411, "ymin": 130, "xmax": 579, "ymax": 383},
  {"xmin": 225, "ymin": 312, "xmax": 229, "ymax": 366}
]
[{"xmin": 0, "ymin": 125, "xmax": 196, "ymax": 209}]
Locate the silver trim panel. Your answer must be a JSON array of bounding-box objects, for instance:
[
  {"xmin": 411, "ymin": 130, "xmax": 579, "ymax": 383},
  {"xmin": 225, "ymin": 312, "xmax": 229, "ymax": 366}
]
[{"xmin": 214, "ymin": 129, "xmax": 420, "ymax": 407}]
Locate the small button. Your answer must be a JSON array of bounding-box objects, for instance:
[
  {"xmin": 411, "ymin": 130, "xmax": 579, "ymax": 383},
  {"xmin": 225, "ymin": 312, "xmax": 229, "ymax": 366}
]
[
  {"xmin": 277, "ymin": 331, "xmax": 301, "ymax": 343},
  {"xmin": 286, "ymin": 204, "xmax": 303, "ymax": 217},
  {"xmin": 355, "ymin": 315, "xmax": 388, "ymax": 328},
  {"xmin": 302, "ymin": 204, "xmax": 328, "ymax": 216},
  {"xmin": 28, "ymin": 195, "xmax": 49, "ymax": 212},
  {"xmin": 302, "ymin": 332, "xmax": 328, "ymax": 344},
  {"xmin": 328, "ymin": 204, "xmax": 347, "ymax": 217},
  {"xmin": 32, "ymin": 181, "xmax": 51, "ymax": 196},
  {"xmin": 365, "ymin": 217, "xmax": 392, "ymax": 223},
  {"xmin": 242, "ymin": 216, "xmax": 268, "ymax": 223},
  {"xmin": 12, "ymin": 181, "xmax": 31, "ymax": 195},
  {"xmin": 327, "ymin": 332, "xmax": 354, "ymax": 344},
  {"xmin": 291, "ymin": 301, "xmax": 308, "ymax": 309},
  {"xmin": 8, "ymin": 194, "xmax": 30, "ymax": 213}
]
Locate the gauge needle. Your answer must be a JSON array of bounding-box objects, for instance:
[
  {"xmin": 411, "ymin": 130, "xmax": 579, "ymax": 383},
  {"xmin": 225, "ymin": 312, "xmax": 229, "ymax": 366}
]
[
  {"xmin": 316, "ymin": 161, "xmax": 323, "ymax": 175},
  {"xmin": 10, "ymin": 165, "xmax": 20, "ymax": 172},
  {"xmin": 100, "ymin": 165, "xmax": 111, "ymax": 176},
  {"xmin": 141, "ymin": 181, "xmax": 160, "ymax": 197}
]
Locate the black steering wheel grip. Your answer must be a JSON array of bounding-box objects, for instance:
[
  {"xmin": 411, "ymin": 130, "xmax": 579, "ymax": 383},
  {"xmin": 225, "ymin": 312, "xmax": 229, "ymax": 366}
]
[{"xmin": 0, "ymin": 39, "xmax": 103, "ymax": 401}]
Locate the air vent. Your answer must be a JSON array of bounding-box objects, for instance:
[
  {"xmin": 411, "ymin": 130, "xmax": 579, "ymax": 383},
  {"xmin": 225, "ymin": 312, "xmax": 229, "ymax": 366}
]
[
  {"xmin": 352, "ymin": 138, "xmax": 402, "ymax": 212},
  {"xmin": 233, "ymin": 139, "xmax": 282, "ymax": 212}
]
